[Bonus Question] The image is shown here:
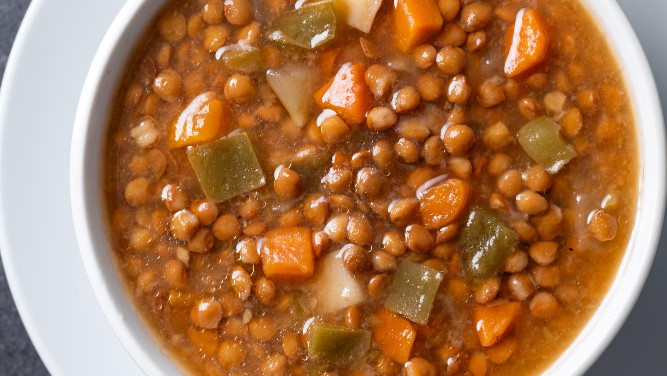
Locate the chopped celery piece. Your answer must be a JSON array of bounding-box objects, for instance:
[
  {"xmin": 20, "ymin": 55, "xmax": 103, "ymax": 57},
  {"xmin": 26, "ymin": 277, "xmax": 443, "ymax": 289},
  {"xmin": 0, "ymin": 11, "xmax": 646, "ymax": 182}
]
[
  {"xmin": 460, "ymin": 206, "xmax": 518, "ymax": 279},
  {"xmin": 517, "ymin": 117, "xmax": 577, "ymax": 174},
  {"xmin": 384, "ymin": 260, "xmax": 443, "ymax": 325},
  {"xmin": 217, "ymin": 45, "xmax": 262, "ymax": 73},
  {"xmin": 187, "ymin": 133, "xmax": 266, "ymax": 203},
  {"xmin": 266, "ymin": 63, "xmax": 318, "ymax": 127},
  {"xmin": 268, "ymin": 2, "xmax": 336, "ymax": 49},
  {"xmin": 309, "ymin": 324, "xmax": 370, "ymax": 364}
]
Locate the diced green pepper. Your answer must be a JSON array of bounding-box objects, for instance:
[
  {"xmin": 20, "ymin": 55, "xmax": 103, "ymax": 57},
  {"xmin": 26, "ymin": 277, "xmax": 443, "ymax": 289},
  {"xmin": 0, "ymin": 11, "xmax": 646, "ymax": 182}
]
[
  {"xmin": 460, "ymin": 206, "xmax": 518, "ymax": 279},
  {"xmin": 187, "ymin": 133, "xmax": 266, "ymax": 203},
  {"xmin": 308, "ymin": 324, "xmax": 370, "ymax": 364},
  {"xmin": 517, "ymin": 117, "xmax": 577, "ymax": 174},
  {"xmin": 218, "ymin": 45, "xmax": 262, "ymax": 73},
  {"xmin": 384, "ymin": 260, "xmax": 443, "ymax": 325},
  {"xmin": 289, "ymin": 147, "xmax": 331, "ymax": 190},
  {"xmin": 268, "ymin": 2, "xmax": 336, "ymax": 49}
]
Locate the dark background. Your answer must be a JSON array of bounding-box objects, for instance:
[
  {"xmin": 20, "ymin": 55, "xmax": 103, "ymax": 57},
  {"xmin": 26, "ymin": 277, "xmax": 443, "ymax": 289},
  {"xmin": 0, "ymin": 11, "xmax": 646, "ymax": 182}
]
[{"xmin": 0, "ymin": 0, "xmax": 665, "ymax": 375}]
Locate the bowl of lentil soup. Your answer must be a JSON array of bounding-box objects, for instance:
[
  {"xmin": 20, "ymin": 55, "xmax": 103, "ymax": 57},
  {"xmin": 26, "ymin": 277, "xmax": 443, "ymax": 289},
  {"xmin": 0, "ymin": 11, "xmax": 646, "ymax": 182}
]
[{"xmin": 71, "ymin": 0, "xmax": 664, "ymax": 375}]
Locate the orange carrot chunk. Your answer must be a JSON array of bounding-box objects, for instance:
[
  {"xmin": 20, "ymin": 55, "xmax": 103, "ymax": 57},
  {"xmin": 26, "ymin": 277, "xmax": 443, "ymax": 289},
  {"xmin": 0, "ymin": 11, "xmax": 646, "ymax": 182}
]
[
  {"xmin": 314, "ymin": 62, "xmax": 371, "ymax": 126},
  {"xmin": 318, "ymin": 47, "xmax": 341, "ymax": 77},
  {"xmin": 261, "ymin": 227, "xmax": 315, "ymax": 282},
  {"xmin": 486, "ymin": 334, "xmax": 518, "ymax": 364},
  {"xmin": 418, "ymin": 178, "xmax": 472, "ymax": 229},
  {"xmin": 372, "ymin": 308, "xmax": 417, "ymax": 363},
  {"xmin": 392, "ymin": 0, "xmax": 443, "ymax": 53},
  {"xmin": 169, "ymin": 92, "xmax": 231, "ymax": 149},
  {"xmin": 473, "ymin": 302, "xmax": 522, "ymax": 347},
  {"xmin": 504, "ymin": 8, "xmax": 549, "ymax": 77}
]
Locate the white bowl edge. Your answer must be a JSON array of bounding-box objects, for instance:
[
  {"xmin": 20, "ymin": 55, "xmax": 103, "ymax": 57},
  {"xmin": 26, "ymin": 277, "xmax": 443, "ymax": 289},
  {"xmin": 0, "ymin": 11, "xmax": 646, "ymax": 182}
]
[
  {"xmin": 71, "ymin": 0, "xmax": 182, "ymax": 375},
  {"xmin": 69, "ymin": 1, "xmax": 666, "ymax": 376},
  {"xmin": 542, "ymin": 0, "xmax": 666, "ymax": 374}
]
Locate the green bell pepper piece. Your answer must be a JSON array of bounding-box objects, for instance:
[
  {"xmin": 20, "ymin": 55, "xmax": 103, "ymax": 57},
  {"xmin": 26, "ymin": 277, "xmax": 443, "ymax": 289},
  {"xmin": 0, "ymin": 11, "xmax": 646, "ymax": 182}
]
[
  {"xmin": 219, "ymin": 45, "xmax": 262, "ymax": 73},
  {"xmin": 460, "ymin": 206, "xmax": 518, "ymax": 279},
  {"xmin": 308, "ymin": 324, "xmax": 370, "ymax": 364},
  {"xmin": 384, "ymin": 260, "xmax": 443, "ymax": 325},
  {"xmin": 187, "ymin": 132, "xmax": 266, "ymax": 203},
  {"xmin": 268, "ymin": 2, "xmax": 336, "ymax": 49},
  {"xmin": 517, "ymin": 116, "xmax": 577, "ymax": 174}
]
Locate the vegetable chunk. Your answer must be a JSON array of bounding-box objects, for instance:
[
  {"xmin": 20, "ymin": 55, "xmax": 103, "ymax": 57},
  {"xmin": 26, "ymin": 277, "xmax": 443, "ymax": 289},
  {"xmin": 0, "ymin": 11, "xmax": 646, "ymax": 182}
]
[
  {"xmin": 332, "ymin": 0, "xmax": 383, "ymax": 33},
  {"xmin": 187, "ymin": 132, "xmax": 265, "ymax": 203},
  {"xmin": 169, "ymin": 92, "xmax": 230, "ymax": 149},
  {"xmin": 314, "ymin": 62, "xmax": 372, "ymax": 125},
  {"xmin": 419, "ymin": 178, "xmax": 472, "ymax": 229},
  {"xmin": 267, "ymin": 63, "xmax": 318, "ymax": 127},
  {"xmin": 460, "ymin": 206, "xmax": 518, "ymax": 279},
  {"xmin": 486, "ymin": 334, "xmax": 518, "ymax": 364},
  {"xmin": 372, "ymin": 308, "xmax": 417, "ymax": 363},
  {"xmin": 261, "ymin": 227, "xmax": 315, "ymax": 282},
  {"xmin": 268, "ymin": 2, "xmax": 337, "ymax": 49},
  {"xmin": 517, "ymin": 117, "xmax": 577, "ymax": 174},
  {"xmin": 309, "ymin": 324, "xmax": 371, "ymax": 364},
  {"xmin": 504, "ymin": 9, "xmax": 550, "ymax": 77},
  {"xmin": 218, "ymin": 45, "xmax": 262, "ymax": 73},
  {"xmin": 311, "ymin": 250, "xmax": 366, "ymax": 314},
  {"xmin": 392, "ymin": 0, "xmax": 443, "ymax": 52},
  {"xmin": 384, "ymin": 260, "xmax": 443, "ymax": 325},
  {"xmin": 473, "ymin": 302, "xmax": 521, "ymax": 347}
]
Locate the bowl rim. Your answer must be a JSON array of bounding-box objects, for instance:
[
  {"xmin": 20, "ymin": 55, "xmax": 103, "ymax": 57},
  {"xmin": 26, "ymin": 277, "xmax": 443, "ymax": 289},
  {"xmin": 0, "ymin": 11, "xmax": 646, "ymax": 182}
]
[
  {"xmin": 71, "ymin": 1, "xmax": 186, "ymax": 375},
  {"xmin": 70, "ymin": 0, "xmax": 666, "ymax": 375}
]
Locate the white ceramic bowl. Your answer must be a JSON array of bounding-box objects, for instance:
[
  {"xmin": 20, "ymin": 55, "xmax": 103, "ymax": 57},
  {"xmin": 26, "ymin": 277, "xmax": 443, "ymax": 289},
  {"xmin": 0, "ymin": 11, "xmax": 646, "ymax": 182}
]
[{"xmin": 70, "ymin": 0, "xmax": 666, "ymax": 375}]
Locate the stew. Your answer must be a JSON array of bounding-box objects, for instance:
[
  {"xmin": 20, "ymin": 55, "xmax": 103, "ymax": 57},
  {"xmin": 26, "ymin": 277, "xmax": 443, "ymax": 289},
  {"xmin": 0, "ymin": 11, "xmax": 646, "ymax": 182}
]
[{"xmin": 105, "ymin": 0, "xmax": 638, "ymax": 375}]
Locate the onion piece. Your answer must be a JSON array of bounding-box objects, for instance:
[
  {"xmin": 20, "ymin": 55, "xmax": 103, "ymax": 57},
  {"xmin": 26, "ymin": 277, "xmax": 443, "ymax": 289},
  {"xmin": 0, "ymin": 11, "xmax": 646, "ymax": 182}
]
[
  {"xmin": 266, "ymin": 63, "xmax": 318, "ymax": 127},
  {"xmin": 331, "ymin": 0, "xmax": 383, "ymax": 33},
  {"xmin": 311, "ymin": 249, "xmax": 366, "ymax": 314}
]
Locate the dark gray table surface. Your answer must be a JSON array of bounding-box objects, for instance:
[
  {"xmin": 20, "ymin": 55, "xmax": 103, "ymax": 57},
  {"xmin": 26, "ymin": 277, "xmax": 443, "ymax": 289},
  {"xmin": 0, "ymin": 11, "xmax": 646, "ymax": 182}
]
[{"xmin": 0, "ymin": 1, "xmax": 665, "ymax": 375}]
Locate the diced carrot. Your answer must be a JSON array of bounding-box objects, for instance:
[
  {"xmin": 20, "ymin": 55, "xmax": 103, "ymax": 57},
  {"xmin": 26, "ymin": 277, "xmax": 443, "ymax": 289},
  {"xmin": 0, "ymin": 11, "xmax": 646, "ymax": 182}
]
[
  {"xmin": 392, "ymin": 0, "xmax": 443, "ymax": 52},
  {"xmin": 261, "ymin": 227, "xmax": 315, "ymax": 282},
  {"xmin": 169, "ymin": 92, "xmax": 231, "ymax": 149},
  {"xmin": 473, "ymin": 302, "xmax": 522, "ymax": 347},
  {"xmin": 187, "ymin": 327, "xmax": 220, "ymax": 356},
  {"xmin": 372, "ymin": 308, "xmax": 417, "ymax": 363},
  {"xmin": 314, "ymin": 62, "xmax": 371, "ymax": 125},
  {"xmin": 504, "ymin": 8, "xmax": 549, "ymax": 77},
  {"xmin": 318, "ymin": 47, "xmax": 340, "ymax": 77},
  {"xmin": 468, "ymin": 353, "xmax": 489, "ymax": 376},
  {"xmin": 486, "ymin": 334, "xmax": 518, "ymax": 364},
  {"xmin": 419, "ymin": 178, "xmax": 472, "ymax": 229}
]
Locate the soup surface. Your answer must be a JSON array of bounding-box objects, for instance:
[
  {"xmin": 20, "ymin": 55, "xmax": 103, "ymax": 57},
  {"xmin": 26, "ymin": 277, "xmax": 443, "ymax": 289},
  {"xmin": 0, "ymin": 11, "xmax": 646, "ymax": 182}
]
[{"xmin": 105, "ymin": 0, "xmax": 638, "ymax": 375}]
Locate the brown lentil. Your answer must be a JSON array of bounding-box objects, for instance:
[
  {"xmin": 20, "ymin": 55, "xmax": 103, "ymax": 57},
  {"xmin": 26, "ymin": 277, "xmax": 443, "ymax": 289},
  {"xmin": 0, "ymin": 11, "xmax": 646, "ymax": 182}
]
[
  {"xmin": 443, "ymin": 124, "xmax": 475, "ymax": 157},
  {"xmin": 405, "ymin": 224, "xmax": 435, "ymax": 254}
]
